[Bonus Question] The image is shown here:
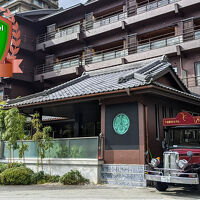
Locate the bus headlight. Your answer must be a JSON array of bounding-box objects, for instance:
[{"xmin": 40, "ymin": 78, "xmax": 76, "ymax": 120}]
[
  {"xmin": 178, "ymin": 159, "xmax": 188, "ymax": 169},
  {"xmin": 151, "ymin": 158, "xmax": 160, "ymax": 168}
]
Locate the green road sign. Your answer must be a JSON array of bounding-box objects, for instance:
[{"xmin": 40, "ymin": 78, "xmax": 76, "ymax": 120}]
[{"xmin": 0, "ymin": 18, "xmax": 10, "ymax": 62}]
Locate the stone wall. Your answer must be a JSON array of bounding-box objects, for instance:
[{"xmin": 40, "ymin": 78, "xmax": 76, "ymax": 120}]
[{"xmin": 101, "ymin": 164, "xmax": 146, "ymax": 187}]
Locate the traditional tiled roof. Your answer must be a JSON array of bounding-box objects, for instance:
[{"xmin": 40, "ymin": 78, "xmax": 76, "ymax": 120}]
[{"xmin": 5, "ymin": 56, "xmax": 199, "ymax": 108}]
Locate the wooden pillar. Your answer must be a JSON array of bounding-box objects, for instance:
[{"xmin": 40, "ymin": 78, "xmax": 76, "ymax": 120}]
[
  {"xmin": 74, "ymin": 113, "xmax": 82, "ymax": 137},
  {"xmin": 85, "ymin": 12, "xmax": 94, "ymax": 30},
  {"xmin": 84, "ymin": 47, "xmax": 94, "ymax": 65},
  {"xmin": 46, "ymin": 24, "xmax": 56, "ymax": 40},
  {"xmin": 126, "ymin": 33, "xmax": 137, "ymax": 55},
  {"xmin": 126, "ymin": 0, "xmax": 137, "ymax": 17},
  {"xmin": 177, "ymin": 18, "xmax": 194, "ymax": 42},
  {"xmin": 138, "ymin": 103, "xmax": 145, "ymax": 165}
]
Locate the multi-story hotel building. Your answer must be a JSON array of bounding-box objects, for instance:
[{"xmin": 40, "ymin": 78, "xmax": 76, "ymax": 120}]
[
  {"xmin": 2, "ymin": 0, "xmax": 200, "ymax": 187},
  {"xmin": 0, "ymin": 0, "xmax": 58, "ymax": 14},
  {"xmin": 1, "ymin": 0, "xmax": 200, "ymax": 98}
]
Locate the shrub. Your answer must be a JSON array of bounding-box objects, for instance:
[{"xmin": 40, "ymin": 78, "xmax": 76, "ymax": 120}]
[
  {"xmin": 45, "ymin": 174, "xmax": 60, "ymax": 183},
  {"xmin": 30, "ymin": 171, "xmax": 60, "ymax": 184},
  {"xmin": 30, "ymin": 171, "xmax": 45, "ymax": 184},
  {"xmin": 0, "ymin": 163, "xmax": 7, "ymax": 173},
  {"xmin": 0, "ymin": 167, "xmax": 34, "ymax": 185},
  {"xmin": 60, "ymin": 170, "xmax": 89, "ymax": 185},
  {"xmin": 0, "ymin": 163, "xmax": 25, "ymax": 173}
]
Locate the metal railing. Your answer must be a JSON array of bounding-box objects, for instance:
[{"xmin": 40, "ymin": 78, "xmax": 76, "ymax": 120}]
[
  {"xmin": 37, "ymin": 23, "xmax": 80, "ymax": 44},
  {"xmin": 35, "ymin": 24, "xmax": 200, "ymax": 77},
  {"xmin": 84, "ymin": 25, "xmax": 200, "ymax": 65},
  {"xmin": 137, "ymin": 0, "xmax": 179, "ymax": 15},
  {"xmin": 35, "ymin": 55, "xmax": 81, "ymax": 75},
  {"xmin": 36, "ymin": 0, "xmax": 180, "ymax": 41},
  {"xmin": 182, "ymin": 76, "xmax": 200, "ymax": 88},
  {"xmin": 85, "ymin": 11, "xmax": 127, "ymax": 30},
  {"xmin": 1, "ymin": 137, "xmax": 99, "ymax": 159}
]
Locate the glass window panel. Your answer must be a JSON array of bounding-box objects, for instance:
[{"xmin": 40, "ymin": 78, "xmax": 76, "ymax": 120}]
[
  {"xmin": 195, "ymin": 62, "xmax": 200, "ymax": 86},
  {"xmin": 167, "ymin": 36, "xmax": 181, "ymax": 46},
  {"xmin": 3, "ymin": 138, "xmax": 98, "ymax": 159},
  {"xmin": 182, "ymin": 69, "xmax": 188, "ymax": 86},
  {"xmin": 93, "ymin": 21, "xmax": 101, "ymax": 28},
  {"xmin": 151, "ymin": 39, "xmax": 166, "ymax": 49},
  {"xmin": 103, "ymin": 51, "xmax": 116, "ymax": 60},
  {"xmin": 119, "ymin": 13, "xmax": 125, "ymax": 20},
  {"xmin": 137, "ymin": 43, "xmax": 150, "ymax": 52},
  {"xmin": 53, "ymin": 64, "xmax": 61, "ymax": 71},
  {"xmin": 195, "ymin": 31, "xmax": 200, "ymax": 40},
  {"xmin": 92, "ymin": 54, "xmax": 103, "ymax": 63},
  {"xmin": 173, "ymin": 67, "xmax": 178, "ymax": 74},
  {"xmin": 62, "ymin": 61, "xmax": 70, "ymax": 68},
  {"xmin": 147, "ymin": 2, "xmax": 157, "ymax": 11},
  {"xmin": 158, "ymin": 0, "xmax": 169, "ymax": 7},
  {"xmin": 137, "ymin": 6, "xmax": 147, "ymax": 14},
  {"xmin": 110, "ymin": 15, "xmax": 118, "ymax": 23},
  {"xmin": 116, "ymin": 50, "xmax": 125, "ymax": 57},
  {"xmin": 70, "ymin": 59, "xmax": 79, "ymax": 66}
]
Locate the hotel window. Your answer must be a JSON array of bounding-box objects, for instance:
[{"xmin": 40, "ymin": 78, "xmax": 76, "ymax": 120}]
[
  {"xmin": 155, "ymin": 104, "xmax": 160, "ymax": 141},
  {"xmin": 173, "ymin": 67, "xmax": 178, "ymax": 74},
  {"xmin": 182, "ymin": 69, "xmax": 188, "ymax": 86},
  {"xmin": 195, "ymin": 62, "xmax": 200, "ymax": 86}
]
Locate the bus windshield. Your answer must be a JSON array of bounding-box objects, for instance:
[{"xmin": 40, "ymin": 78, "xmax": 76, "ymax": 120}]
[{"xmin": 167, "ymin": 128, "xmax": 200, "ymax": 148}]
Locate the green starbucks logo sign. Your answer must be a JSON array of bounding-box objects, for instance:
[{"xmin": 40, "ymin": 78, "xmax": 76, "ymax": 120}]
[{"xmin": 113, "ymin": 113, "xmax": 130, "ymax": 135}]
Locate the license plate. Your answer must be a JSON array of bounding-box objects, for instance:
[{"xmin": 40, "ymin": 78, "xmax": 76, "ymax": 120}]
[{"xmin": 161, "ymin": 176, "xmax": 171, "ymax": 183}]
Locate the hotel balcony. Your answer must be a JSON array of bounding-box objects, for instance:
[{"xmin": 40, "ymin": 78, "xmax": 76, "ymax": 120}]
[
  {"xmin": 34, "ymin": 56, "xmax": 82, "ymax": 81},
  {"xmin": 182, "ymin": 76, "xmax": 200, "ymax": 95},
  {"xmin": 84, "ymin": 25, "xmax": 200, "ymax": 71},
  {"xmin": 84, "ymin": 0, "xmax": 200, "ymax": 38},
  {"xmin": 0, "ymin": 0, "xmax": 57, "ymax": 9},
  {"xmin": 36, "ymin": 23, "xmax": 81, "ymax": 50}
]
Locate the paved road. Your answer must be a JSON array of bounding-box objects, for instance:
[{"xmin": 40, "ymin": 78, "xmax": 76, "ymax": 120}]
[{"xmin": 0, "ymin": 184, "xmax": 199, "ymax": 200}]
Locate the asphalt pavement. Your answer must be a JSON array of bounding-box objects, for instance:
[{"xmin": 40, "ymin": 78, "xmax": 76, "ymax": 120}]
[{"xmin": 0, "ymin": 184, "xmax": 199, "ymax": 200}]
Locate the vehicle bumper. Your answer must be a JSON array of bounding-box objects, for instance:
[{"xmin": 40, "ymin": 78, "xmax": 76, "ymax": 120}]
[{"xmin": 145, "ymin": 174, "xmax": 199, "ymax": 185}]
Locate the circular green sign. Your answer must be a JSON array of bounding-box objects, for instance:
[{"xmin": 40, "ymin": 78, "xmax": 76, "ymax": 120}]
[{"xmin": 113, "ymin": 113, "xmax": 130, "ymax": 135}]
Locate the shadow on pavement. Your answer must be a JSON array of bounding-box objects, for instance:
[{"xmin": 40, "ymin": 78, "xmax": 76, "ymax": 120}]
[{"xmin": 160, "ymin": 187, "xmax": 200, "ymax": 199}]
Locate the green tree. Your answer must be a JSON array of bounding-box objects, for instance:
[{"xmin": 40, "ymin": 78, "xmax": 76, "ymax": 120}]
[
  {"xmin": 2, "ymin": 108, "xmax": 27, "ymax": 167},
  {"xmin": 32, "ymin": 113, "xmax": 53, "ymax": 171}
]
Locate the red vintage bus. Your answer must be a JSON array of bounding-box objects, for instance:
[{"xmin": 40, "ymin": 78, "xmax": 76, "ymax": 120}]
[{"xmin": 145, "ymin": 112, "xmax": 200, "ymax": 191}]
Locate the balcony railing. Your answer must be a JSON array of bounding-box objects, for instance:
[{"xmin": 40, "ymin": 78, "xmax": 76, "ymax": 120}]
[
  {"xmin": 84, "ymin": 0, "xmax": 180, "ymax": 30},
  {"xmin": 85, "ymin": 11, "xmax": 127, "ymax": 30},
  {"xmin": 84, "ymin": 25, "xmax": 200, "ymax": 65},
  {"xmin": 35, "ymin": 56, "xmax": 81, "ymax": 75},
  {"xmin": 182, "ymin": 76, "xmax": 200, "ymax": 88},
  {"xmin": 37, "ymin": 23, "xmax": 80, "ymax": 44},
  {"xmin": 137, "ymin": 0, "xmax": 179, "ymax": 15},
  {"xmin": 1, "ymin": 137, "xmax": 99, "ymax": 159}
]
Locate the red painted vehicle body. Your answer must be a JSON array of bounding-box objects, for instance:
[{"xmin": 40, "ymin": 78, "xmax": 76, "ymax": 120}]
[
  {"xmin": 170, "ymin": 149, "xmax": 200, "ymax": 164},
  {"xmin": 145, "ymin": 112, "xmax": 200, "ymax": 191}
]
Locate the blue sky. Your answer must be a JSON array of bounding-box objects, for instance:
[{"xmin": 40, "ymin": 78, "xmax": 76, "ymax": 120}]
[{"xmin": 59, "ymin": 0, "xmax": 87, "ymax": 8}]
